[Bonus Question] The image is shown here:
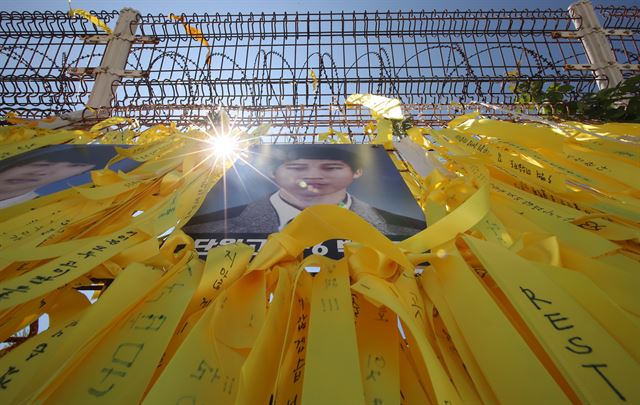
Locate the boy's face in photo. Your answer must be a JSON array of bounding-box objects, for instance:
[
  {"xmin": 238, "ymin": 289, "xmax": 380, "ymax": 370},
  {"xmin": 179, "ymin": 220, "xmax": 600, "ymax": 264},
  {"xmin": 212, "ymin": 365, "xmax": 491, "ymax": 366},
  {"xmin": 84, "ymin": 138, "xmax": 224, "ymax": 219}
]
[
  {"xmin": 272, "ymin": 158, "xmax": 363, "ymax": 199},
  {"xmin": 0, "ymin": 160, "xmax": 95, "ymax": 195}
]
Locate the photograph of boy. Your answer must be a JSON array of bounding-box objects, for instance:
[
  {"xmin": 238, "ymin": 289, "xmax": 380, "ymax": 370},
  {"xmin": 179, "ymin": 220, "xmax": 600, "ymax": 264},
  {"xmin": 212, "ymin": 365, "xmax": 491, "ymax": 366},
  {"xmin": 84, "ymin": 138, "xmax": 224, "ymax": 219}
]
[
  {"xmin": 0, "ymin": 144, "xmax": 139, "ymax": 209},
  {"xmin": 184, "ymin": 144, "xmax": 426, "ymax": 237}
]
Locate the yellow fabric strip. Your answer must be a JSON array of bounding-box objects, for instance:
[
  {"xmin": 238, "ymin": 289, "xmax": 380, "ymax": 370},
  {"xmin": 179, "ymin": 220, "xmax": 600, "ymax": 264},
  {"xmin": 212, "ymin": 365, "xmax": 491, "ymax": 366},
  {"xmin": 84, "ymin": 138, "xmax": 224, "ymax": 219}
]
[
  {"xmin": 141, "ymin": 282, "xmax": 245, "ymax": 403},
  {"xmin": 235, "ymin": 266, "xmax": 292, "ymax": 405},
  {"xmin": 211, "ymin": 270, "xmax": 266, "ymax": 352},
  {"xmin": 42, "ymin": 287, "xmax": 92, "ymax": 329},
  {"xmin": 355, "ymin": 292, "xmax": 401, "ymax": 405},
  {"xmin": 421, "ymin": 269, "xmax": 499, "ymax": 405},
  {"xmin": 273, "ymin": 266, "xmax": 312, "ymax": 405},
  {"xmin": 0, "ymin": 228, "xmax": 148, "ymax": 311},
  {"xmin": 465, "ymin": 235, "xmax": 640, "ymax": 404},
  {"xmin": 0, "ymin": 198, "xmax": 78, "ymax": 251},
  {"xmin": 309, "ymin": 69, "xmax": 318, "ymax": 91},
  {"xmin": 374, "ymin": 118, "xmax": 393, "ymax": 145},
  {"xmin": 345, "ymin": 94, "xmax": 404, "ymax": 120},
  {"xmin": 441, "ymin": 116, "xmax": 638, "ymax": 206},
  {"xmin": 352, "ymin": 274, "xmax": 462, "ymax": 404},
  {"xmin": 182, "ymin": 243, "xmax": 254, "ymax": 322},
  {"xmin": 0, "ymin": 262, "xmax": 163, "ymax": 403},
  {"xmin": 401, "ymin": 325, "xmax": 438, "ymax": 404},
  {"xmin": 399, "ymin": 184, "xmax": 490, "ymax": 253},
  {"xmin": 568, "ymin": 131, "xmax": 640, "ymax": 164},
  {"xmin": 148, "ymin": 243, "xmax": 253, "ymax": 388},
  {"xmin": 393, "ymin": 269, "xmax": 428, "ymax": 332},
  {"xmin": 76, "ymin": 177, "xmax": 151, "ymax": 200},
  {"xmin": 0, "ymin": 290, "xmax": 62, "ymax": 342},
  {"xmin": 90, "ymin": 117, "xmax": 135, "ymax": 132},
  {"xmin": 439, "ymin": 128, "xmax": 574, "ymax": 194},
  {"xmin": 563, "ymin": 142, "xmax": 640, "ymax": 191},
  {"xmin": 69, "ymin": 9, "xmax": 112, "ymax": 34},
  {"xmin": 490, "ymin": 184, "xmax": 619, "ymax": 257},
  {"xmin": 302, "ymin": 259, "xmax": 365, "ymax": 404},
  {"xmin": 249, "ymin": 205, "xmax": 412, "ymax": 272},
  {"xmin": 1, "ymin": 97, "xmax": 638, "ymax": 405},
  {"xmin": 428, "ymin": 246, "xmax": 571, "ymax": 404},
  {"xmin": 487, "ymin": 164, "xmax": 640, "ymax": 230},
  {"xmin": 428, "ymin": 295, "xmax": 484, "ymax": 404},
  {"xmin": 398, "ymin": 339, "xmax": 433, "ymax": 405},
  {"xmin": 175, "ymin": 167, "xmax": 221, "ymax": 226},
  {"xmin": 473, "ymin": 211, "xmax": 514, "ymax": 247},
  {"xmin": 0, "ymin": 130, "xmax": 92, "ymax": 160},
  {"xmin": 39, "ymin": 256, "xmax": 203, "ymax": 404},
  {"xmin": 114, "ymin": 138, "xmax": 179, "ymax": 163},
  {"xmin": 537, "ymin": 262, "xmax": 640, "ymax": 363},
  {"xmin": 560, "ymin": 248, "xmax": 640, "ymax": 317},
  {"xmin": 168, "ymin": 14, "xmax": 212, "ymax": 65},
  {"xmin": 7, "ymin": 234, "xmax": 112, "ymax": 262},
  {"xmin": 448, "ymin": 114, "xmax": 565, "ymax": 151},
  {"xmin": 169, "ymin": 14, "xmax": 210, "ymax": 47}
]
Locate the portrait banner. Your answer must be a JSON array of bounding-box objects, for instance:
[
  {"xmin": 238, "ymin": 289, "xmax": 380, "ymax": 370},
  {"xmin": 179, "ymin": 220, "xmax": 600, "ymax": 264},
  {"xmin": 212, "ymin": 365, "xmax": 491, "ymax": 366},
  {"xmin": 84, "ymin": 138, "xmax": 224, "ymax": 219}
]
[{"xmin": 184, "ymin": 144, "xmax": 427, "ymax": 259}]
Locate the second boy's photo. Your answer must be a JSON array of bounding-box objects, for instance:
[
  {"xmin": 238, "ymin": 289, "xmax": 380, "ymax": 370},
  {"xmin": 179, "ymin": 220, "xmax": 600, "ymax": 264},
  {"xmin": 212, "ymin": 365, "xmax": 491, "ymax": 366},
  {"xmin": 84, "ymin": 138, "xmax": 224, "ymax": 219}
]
[
  {"xmin": 184, "ymin": 144, "xmax": 426, "ymax": 239},
  {"xmin": 0, "ymin": 144, "xmax": 140, "ymax": 210}
]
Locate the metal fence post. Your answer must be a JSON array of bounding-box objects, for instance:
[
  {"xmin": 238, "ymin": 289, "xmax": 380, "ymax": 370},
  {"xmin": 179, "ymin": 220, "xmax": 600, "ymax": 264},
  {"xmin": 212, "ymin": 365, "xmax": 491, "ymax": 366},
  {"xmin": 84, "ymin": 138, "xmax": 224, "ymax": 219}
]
[
  {"xmin": 568, "ymin": 0, "xmax": 623, "ymax": 90},
  {"xmin": 39, "ymin": 8, "xmax": 142, "ymax": 129},
  {"xmin": 86, "ymin": 7, "xmax": 140, "ymax": 111}
]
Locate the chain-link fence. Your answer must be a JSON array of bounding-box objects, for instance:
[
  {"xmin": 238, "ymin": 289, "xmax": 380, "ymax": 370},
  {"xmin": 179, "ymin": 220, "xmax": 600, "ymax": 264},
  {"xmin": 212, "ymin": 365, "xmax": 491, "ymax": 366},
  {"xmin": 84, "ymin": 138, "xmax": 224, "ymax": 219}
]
[{"xmin": 0, "ymin": 4, "xmax": 638, "ymax": 142}]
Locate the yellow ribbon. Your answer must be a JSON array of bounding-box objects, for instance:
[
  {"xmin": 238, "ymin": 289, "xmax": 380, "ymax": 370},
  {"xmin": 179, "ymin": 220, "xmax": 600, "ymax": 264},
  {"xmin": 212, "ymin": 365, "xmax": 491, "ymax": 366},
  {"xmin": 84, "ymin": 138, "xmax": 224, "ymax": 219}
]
[{"xmin": 69, "ymin": 9, "xmax": 112, "ymax": 35}]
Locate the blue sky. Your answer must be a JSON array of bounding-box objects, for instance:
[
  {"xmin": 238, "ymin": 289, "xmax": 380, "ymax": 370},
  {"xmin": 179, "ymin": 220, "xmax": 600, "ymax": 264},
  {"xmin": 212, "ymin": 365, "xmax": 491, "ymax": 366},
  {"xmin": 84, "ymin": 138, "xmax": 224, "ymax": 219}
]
[{"xmin": 5, "ymin": 0, "xmax": 639, "ymax": 14}]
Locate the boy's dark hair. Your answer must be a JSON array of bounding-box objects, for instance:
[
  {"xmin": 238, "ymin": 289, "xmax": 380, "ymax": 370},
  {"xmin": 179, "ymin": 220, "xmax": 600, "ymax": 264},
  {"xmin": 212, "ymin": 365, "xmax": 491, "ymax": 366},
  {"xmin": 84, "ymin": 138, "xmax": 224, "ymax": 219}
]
[
  {"xmin": 257, "ymin": 145, "xmax": 363, "ymax": 173},
  {"xmin": 0, "ymin": 144, "xmax": 123, "ymax": 173}
]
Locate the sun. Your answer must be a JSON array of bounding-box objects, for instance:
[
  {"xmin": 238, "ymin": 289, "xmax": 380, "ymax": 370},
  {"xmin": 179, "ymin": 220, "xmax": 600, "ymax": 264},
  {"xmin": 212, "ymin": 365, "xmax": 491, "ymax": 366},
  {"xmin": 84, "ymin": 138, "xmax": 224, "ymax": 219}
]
[{"xmin": 208, "ymin": 133, "xmax": 240, "ymax": 159}]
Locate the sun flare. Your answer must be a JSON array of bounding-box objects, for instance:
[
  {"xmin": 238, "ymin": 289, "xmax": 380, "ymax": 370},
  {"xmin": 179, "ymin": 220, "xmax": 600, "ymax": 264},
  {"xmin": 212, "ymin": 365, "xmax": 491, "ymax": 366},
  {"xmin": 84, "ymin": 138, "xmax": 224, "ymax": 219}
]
[{"xmin": 208, "ymin": 133, "xmax": 240, "ymax": 159}]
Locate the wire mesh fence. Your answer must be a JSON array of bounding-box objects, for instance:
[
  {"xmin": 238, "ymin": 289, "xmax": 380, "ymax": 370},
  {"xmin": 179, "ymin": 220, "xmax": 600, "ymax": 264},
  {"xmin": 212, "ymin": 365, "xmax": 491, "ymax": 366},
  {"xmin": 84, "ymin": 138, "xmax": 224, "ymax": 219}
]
[
  {"xmin": 0, "ymin": 5, "xmax": 638, "ymax": 142},
  {"xmin": 597, "ymin": 6, "xmax": 640, "ymax": 77},
  {"xmin": 0, "ymin": 10, "xmax": 118, "ymax": 118}
]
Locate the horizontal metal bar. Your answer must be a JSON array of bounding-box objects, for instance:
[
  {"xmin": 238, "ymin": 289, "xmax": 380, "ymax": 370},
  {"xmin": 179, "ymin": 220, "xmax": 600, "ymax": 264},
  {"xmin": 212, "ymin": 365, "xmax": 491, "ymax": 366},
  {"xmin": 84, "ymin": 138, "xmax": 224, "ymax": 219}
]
[
  {"xmin": 81, "ymin": 34, "xmax": 160, "ymax": 44},
  {"xmin": 66, "ymin": 67, "xmax": 149, "ymax": 78},
  {"xmin": 564, "ymin": 63, "xmax": 639, "ymax": 71},
  {"xmin": 552, "ymin": 28, "xmax": 635, "ymax": 38}
]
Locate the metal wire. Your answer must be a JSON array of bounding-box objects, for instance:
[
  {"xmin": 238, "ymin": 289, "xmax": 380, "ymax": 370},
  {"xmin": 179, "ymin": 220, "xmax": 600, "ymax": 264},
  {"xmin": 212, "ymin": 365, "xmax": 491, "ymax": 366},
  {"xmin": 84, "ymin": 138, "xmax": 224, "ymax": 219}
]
[
  {"xmin": 0, "ymin": 10, "xmax": 120, "ymax": 117},
  {"xmin": 0, "ymin": 7, "xmax": 638, "ymax": 142},
  {"xmin": 596, "ymin": 5, "xmax": 640, "ymax": 79}
]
